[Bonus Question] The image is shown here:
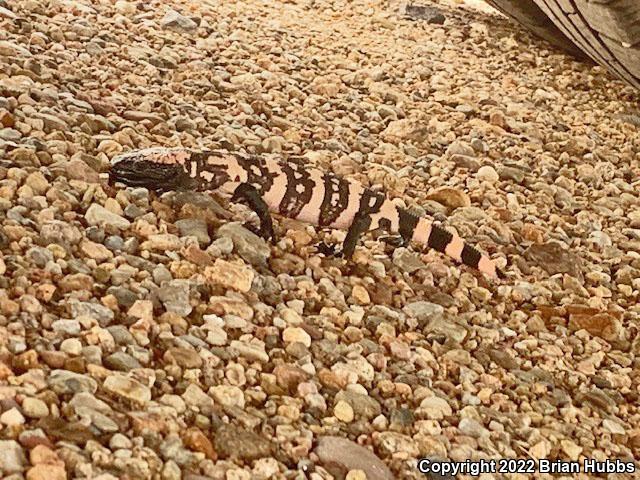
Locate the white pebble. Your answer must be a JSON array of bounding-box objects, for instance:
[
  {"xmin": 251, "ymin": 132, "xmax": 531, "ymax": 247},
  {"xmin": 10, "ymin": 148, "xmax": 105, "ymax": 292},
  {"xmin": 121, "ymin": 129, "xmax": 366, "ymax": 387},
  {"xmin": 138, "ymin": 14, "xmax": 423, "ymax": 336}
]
[
  {"xmin": 476, "ymin": 165, "xmax": 499, "ymax": 183},
  {"xmin": 0, "ymin": 407, "xmax": 25, "ymax": 426},
  {"xmin": 282, "ymin": 327, "xmax": 311, "ymax": 347},
  {"xmin": 60, "ymin": 338, "xmax": 83, "ymax": 356}
]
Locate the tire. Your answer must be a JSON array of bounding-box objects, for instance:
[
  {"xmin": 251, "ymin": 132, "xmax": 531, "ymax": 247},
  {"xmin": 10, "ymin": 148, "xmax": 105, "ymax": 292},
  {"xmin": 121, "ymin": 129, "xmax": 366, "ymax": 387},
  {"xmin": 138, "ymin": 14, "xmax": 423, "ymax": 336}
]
[
  {"xmin": 488, "ymin": 0, "xmax": 640, "ymax": 90},
  {"xmin": 532, "ymin": 0, "xmax": 639, "ymax": 89},
  {"xmin": 485, "ymin": 0, "xmax": 587, "ymax": 58}
]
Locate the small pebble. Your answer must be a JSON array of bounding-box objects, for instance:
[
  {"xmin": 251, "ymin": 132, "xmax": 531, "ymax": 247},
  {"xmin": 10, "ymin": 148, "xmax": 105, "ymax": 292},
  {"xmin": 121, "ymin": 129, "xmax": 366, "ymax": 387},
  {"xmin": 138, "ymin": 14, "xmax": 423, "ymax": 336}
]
[{"xmin": 476, "ymin": 165, "xmax": 499, "ymax": 183}]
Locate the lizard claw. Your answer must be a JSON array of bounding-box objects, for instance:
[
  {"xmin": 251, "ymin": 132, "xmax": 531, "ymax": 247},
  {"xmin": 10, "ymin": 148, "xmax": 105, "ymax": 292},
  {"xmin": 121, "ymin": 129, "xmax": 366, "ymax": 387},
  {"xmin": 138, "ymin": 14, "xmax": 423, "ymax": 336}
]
[
  {"xmin": 378, "ymin": 234, "xmax": 407, "ymax": 248},
  {"xmin": 315, "ymin": 242, "xmax": 343, "ymax": 258},
  {"xmin": 263, "ymin": 224, "xmax": 278, "ymax": 245},
  {"xmin": 241, "ymin": 221, "xmax": 261, "ymax": 237},
  {"xmin": 496, "ymin": 267, "xmax": 507, "ymax": 280},
  {"xmin": 242, "ymin": 221, "xmax": 277, "ymax": 244}
]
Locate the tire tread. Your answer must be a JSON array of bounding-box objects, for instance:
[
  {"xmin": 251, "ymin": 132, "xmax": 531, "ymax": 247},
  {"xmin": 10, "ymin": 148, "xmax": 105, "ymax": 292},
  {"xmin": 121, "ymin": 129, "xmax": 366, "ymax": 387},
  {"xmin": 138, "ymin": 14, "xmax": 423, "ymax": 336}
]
[
  {"xmin": 485, "ymin": 0, "xmax": 586, "ymax": 57},
  {"xmin": 537, "ymin": 0, "xmax": 640, "ymax": 88},
  {"xmin": 487, "ymin": 0, "xmax": 640, "ymax": 89}
]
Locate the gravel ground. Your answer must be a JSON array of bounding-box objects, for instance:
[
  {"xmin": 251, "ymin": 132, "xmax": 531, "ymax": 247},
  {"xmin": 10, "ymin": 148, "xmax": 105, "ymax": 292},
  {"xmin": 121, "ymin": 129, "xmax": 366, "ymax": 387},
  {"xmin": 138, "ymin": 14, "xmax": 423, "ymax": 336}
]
[{"xmin": 1, "ymin": 0, "xmax": 639, "ymax": 479}]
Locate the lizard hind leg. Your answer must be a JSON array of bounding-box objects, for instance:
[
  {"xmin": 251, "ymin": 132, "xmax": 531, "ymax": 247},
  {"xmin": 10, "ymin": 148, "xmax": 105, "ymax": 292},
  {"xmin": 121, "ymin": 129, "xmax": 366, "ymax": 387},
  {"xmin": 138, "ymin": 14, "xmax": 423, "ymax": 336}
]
[
  {"xmin": 370, "ymin": 209, "xmax": 417, "ymax": 251},
  {"xmin": 340, "ymin": 212, "xmax": 373, "ymax": 259},
  {"xmin": 315, "ymin": 212, "xmax": 372, "ymax": 259},
  {"xmin": 378, "ymin": 234, "xmax": 408, "ymax": 248},
  {"xmin": 230, "ymin": 183, "xmax": 277, "ymax": 244}
]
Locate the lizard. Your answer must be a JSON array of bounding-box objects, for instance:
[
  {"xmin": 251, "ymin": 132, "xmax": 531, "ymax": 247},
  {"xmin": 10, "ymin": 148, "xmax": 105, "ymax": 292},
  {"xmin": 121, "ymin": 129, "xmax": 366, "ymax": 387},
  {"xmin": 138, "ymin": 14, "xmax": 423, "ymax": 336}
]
[{"xmin": 108, "ymin": 147, "xmax": 505, "ymax": 279}]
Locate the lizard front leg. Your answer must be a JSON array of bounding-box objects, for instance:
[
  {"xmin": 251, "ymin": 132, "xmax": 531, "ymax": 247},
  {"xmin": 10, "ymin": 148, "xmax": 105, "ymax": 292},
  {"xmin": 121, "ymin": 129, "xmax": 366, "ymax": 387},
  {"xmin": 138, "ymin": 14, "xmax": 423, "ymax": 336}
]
[
  {"xmin": 230, "ymin": 183, "xmax": 277, "ymax": 244},
  {"xmin": 340, "ymin": 212, "xmax": 373, "ymax": 259}
]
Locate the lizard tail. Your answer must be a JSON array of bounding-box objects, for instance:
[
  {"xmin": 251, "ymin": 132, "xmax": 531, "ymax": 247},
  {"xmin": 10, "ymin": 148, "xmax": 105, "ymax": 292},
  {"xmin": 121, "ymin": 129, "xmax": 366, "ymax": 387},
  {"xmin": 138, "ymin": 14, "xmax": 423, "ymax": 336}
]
[{"xmin": 402, "ymin": 213, "xmax": 504, "ymax": 279}]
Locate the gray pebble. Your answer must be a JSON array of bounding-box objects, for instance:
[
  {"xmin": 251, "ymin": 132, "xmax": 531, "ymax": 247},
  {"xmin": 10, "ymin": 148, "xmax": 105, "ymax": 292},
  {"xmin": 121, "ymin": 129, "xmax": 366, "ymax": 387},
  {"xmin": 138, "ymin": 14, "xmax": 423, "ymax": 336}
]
[{"xmin": 104, "ymin": 351, "xmax": 142, "ymax": 371}]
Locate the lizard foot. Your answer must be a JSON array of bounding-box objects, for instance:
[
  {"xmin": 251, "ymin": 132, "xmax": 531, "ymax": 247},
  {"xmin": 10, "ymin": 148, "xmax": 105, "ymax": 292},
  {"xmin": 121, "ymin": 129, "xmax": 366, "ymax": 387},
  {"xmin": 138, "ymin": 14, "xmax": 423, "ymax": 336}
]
[
  {"xmin": 242, "ymin": 221, "xmax": 278, "ymax": 244},
  {"xmin": 378, "ymin": 234, "xmax": 407, "ymax": 248},
  {"xmin": 315, "ymin": 242, "xmax": 344, "ymax": 258}
]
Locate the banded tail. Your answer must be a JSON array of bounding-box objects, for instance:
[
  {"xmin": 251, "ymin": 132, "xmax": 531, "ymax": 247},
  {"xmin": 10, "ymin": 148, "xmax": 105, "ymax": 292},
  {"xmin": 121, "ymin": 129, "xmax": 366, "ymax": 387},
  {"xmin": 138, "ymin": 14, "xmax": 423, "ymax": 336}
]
[{"xmin": 396, "ymin": 211, "xmax": 504, "ymax": 279}]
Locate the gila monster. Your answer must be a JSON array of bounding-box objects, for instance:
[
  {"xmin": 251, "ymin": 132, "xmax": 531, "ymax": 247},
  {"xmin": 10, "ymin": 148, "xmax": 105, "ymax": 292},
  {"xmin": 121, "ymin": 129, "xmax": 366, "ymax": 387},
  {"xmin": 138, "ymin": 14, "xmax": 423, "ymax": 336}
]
[{"xmin": 109, "ymin": 147, "xmax": 504, "ymax": 279}]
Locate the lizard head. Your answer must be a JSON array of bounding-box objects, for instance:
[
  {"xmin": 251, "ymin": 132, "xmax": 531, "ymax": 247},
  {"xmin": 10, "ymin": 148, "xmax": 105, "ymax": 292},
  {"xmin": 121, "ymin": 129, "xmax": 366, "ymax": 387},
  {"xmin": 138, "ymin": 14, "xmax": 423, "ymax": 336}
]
[{"xmin": 109, "ymin": 148, "xmax": 196, "ymax": 192}]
